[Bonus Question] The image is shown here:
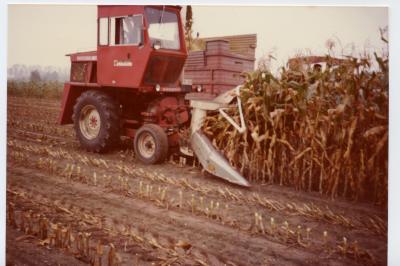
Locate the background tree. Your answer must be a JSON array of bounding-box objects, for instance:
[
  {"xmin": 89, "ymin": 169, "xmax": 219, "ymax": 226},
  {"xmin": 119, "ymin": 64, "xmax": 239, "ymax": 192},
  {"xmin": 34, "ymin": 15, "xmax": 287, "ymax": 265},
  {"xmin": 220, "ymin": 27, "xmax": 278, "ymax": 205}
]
[
  {"xmin": 185, "ymin": 5, "xmax": 193, "ymax": 50},
  {"xmin": 30, "ymin": 70, "xmax": 41, "ymax": 82}
]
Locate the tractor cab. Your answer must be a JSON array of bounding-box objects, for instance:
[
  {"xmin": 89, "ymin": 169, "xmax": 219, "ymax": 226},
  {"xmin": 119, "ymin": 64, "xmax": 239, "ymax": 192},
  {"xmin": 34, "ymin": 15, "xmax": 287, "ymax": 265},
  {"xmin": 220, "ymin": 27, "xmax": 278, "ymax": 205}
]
[{"xmin": 97, "ymin": 5, "xmax": 187, "ymax": 89}]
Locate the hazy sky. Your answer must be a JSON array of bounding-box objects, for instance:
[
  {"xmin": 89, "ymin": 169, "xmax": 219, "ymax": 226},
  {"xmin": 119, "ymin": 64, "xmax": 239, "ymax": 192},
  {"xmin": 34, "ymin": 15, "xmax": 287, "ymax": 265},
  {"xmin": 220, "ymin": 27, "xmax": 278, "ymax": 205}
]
[{"xmin": 7, "ymin": 5, "xmax": 387, "ymax": 69}]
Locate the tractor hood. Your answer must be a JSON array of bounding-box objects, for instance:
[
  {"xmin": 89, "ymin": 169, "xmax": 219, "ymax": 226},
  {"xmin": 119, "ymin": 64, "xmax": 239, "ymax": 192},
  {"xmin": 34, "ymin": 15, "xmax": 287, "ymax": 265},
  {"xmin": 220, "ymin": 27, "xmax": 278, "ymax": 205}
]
[{"xmin": 143, "ymin": 52, "xmax": 187, "ymax": 86}]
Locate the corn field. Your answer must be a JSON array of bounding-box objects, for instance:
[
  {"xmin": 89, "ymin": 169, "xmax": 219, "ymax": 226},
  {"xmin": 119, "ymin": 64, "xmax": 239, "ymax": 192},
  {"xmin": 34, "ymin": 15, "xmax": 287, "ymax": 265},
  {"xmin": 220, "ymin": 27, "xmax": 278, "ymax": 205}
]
[
  {"xmin": 7, "ymin": 90, "xmax": 387, "ymax": 264},
  {"xmin": 203, "ymin": 52, "xmax": 388, "ymax": 204}
]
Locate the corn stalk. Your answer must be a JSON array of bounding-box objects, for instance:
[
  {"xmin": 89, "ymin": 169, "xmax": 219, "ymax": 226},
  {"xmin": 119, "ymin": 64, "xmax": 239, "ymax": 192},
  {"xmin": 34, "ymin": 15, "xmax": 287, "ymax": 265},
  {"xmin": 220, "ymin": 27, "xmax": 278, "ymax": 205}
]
[{"xmin": 204, "ymin": 52, "xmax": 388, "ymax": 204}]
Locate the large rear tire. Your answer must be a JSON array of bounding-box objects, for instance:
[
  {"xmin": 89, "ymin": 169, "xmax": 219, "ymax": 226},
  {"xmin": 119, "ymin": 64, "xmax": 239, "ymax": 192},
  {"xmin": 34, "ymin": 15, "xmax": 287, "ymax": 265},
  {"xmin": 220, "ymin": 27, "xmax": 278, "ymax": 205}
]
[
  {"xmin": 72, "ymin": 90, "xmax": 119, "ymax": 153},
  {"xmin": 134, "ymin": 124, "xmax": 168, "ymax": 164}
]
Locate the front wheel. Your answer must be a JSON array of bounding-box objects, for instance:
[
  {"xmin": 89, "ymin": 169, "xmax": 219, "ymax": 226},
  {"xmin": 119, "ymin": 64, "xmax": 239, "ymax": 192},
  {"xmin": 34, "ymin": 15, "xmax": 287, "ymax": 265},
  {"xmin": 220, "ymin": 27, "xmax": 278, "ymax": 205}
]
[{"xmin": 134, "ymin": 124, "xmax": 168, "ymax": 164}]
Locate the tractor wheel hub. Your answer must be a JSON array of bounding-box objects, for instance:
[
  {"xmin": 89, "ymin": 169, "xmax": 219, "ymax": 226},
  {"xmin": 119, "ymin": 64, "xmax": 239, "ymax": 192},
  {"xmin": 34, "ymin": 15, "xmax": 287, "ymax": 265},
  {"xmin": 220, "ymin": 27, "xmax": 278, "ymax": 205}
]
[
  {"xmin": 137, "ymin": 133, "xmax": 156, "ymax": 158},
  {"xmin": 79, "ymin": 105, "xmax": 101, "ymax": 140}
]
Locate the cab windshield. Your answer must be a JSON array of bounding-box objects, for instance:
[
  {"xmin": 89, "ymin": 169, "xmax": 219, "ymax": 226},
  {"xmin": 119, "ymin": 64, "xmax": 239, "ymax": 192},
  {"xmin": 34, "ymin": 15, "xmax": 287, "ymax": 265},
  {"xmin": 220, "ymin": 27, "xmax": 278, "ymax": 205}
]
[{"xmin": 145, "ymin": 7, "xmax": 180, "ymax": 50}]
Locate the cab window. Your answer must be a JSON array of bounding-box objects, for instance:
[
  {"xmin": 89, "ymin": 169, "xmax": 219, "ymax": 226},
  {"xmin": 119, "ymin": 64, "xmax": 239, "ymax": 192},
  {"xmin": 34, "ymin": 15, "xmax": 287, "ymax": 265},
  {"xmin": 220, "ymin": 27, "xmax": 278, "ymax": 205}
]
[
  {"xmin": 145, "ymin": 7, "xmax": 180, "ymax": 50},
  {"xmin": 110, "ymin": 15, "xmax": 143, "ymax": 45},
  {"xmin": 98, "ymin": 17, "xmax": 109, "ymax": 45}
]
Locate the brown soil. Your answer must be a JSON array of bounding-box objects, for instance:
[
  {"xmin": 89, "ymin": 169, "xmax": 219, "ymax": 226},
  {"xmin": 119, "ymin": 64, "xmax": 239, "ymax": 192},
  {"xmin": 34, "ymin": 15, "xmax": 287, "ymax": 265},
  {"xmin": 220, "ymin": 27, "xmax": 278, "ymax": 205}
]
[
  {"xmin": 6, "ymin": 96, "xmax": 387, "ymax": 266},
  {"xmin": 6, "ymin": 227, "xmax": 87, "ymax": 266}
]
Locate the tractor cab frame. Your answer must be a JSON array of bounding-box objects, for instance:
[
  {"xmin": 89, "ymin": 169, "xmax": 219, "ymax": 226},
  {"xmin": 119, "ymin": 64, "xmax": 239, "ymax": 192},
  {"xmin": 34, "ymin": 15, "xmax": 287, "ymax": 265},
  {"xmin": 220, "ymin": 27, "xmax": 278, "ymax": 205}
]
[{"xmin": 96, "ymin": 5, "xmax": 187, "ymax": 89}]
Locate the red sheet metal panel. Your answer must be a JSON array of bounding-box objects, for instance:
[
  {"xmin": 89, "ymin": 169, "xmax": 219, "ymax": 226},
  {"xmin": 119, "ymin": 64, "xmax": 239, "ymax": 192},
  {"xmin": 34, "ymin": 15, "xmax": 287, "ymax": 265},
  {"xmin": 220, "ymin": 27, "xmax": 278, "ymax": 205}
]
[{"xmin": 97, "ymin": 5, "xmax": 187, "ymax": 89}]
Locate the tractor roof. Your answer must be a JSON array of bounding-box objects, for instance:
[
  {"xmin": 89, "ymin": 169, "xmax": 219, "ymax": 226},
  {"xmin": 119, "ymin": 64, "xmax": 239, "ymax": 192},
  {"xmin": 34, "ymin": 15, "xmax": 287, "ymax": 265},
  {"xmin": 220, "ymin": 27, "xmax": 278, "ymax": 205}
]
[{"xmin": 97, "ymin": 5, "xmax": 182, "ymax": 18}]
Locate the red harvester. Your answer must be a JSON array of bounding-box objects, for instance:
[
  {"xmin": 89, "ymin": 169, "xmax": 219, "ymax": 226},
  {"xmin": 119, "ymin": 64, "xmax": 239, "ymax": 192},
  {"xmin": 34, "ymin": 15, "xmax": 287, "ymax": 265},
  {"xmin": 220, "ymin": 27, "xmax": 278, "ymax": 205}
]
[{"xmin": 59, "ymin": 5, "xmax": 250, "ymax": 186}]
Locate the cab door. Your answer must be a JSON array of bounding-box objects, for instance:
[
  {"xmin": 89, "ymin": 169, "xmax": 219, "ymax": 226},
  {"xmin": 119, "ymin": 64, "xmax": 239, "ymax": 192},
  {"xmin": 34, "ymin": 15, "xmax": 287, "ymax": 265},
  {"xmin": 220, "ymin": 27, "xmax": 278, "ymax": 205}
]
[{"xmin": 97, "ymin": 14, "xmax": 147, "ymax": 88}]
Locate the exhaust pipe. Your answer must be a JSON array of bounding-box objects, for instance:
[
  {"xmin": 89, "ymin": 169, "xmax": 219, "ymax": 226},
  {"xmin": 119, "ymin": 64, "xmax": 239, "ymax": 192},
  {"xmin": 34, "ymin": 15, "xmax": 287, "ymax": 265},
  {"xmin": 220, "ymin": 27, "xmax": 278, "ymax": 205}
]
[{"xmin": 187, "ymin": 86, "xmax": 250, "ymax": 187}]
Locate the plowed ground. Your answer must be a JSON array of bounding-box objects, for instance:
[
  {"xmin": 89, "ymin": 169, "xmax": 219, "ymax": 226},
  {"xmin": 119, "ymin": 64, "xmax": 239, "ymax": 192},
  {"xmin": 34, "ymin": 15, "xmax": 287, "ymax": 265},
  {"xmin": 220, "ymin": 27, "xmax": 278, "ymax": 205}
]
[{"xmin": 6, "ymin": 96, "xmax": 387, "ymax": 266}]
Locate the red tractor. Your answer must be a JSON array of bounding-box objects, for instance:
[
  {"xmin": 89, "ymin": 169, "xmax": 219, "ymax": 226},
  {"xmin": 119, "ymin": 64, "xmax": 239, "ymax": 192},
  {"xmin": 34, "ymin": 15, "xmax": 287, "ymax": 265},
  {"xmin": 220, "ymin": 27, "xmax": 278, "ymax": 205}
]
[{"xmin": 59, "ymin": 5, "xmax": 249, "ymax": 186}]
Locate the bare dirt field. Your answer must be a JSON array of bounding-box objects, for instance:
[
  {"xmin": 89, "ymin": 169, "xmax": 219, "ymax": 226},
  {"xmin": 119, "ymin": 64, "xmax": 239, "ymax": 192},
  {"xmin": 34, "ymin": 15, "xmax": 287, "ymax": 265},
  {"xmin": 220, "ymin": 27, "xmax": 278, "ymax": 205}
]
[{"xmin": 6, "ymin": 96, "xmax": 387, "ymax": 265}]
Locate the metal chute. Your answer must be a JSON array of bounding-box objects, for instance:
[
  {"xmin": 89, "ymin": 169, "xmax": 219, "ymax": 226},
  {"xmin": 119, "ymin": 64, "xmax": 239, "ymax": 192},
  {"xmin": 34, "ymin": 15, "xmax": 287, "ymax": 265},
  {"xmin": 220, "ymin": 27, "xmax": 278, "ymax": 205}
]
[{"xmin": 186, "ymin": 86, "xmax": 250, "ymax": 187}]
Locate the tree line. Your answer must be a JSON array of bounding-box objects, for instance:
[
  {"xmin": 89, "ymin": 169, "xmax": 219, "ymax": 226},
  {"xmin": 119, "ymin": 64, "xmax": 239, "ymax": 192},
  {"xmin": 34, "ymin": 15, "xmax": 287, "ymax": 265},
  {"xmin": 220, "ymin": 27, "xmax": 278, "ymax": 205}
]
[{"xmin": 7, "ymin": 64, "xmax": 69, "ymax": 82}]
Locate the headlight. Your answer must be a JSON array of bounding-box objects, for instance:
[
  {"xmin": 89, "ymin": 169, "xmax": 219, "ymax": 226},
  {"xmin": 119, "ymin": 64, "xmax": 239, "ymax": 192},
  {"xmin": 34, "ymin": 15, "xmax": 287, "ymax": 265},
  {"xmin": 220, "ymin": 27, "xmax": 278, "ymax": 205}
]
[
  {"xmin": 196, "ymin": 85, "xmax": 202, "ymax": 92},
  {"xmin": 155, "ymin": 84, "xmax": 161, "ymax": 92}
]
